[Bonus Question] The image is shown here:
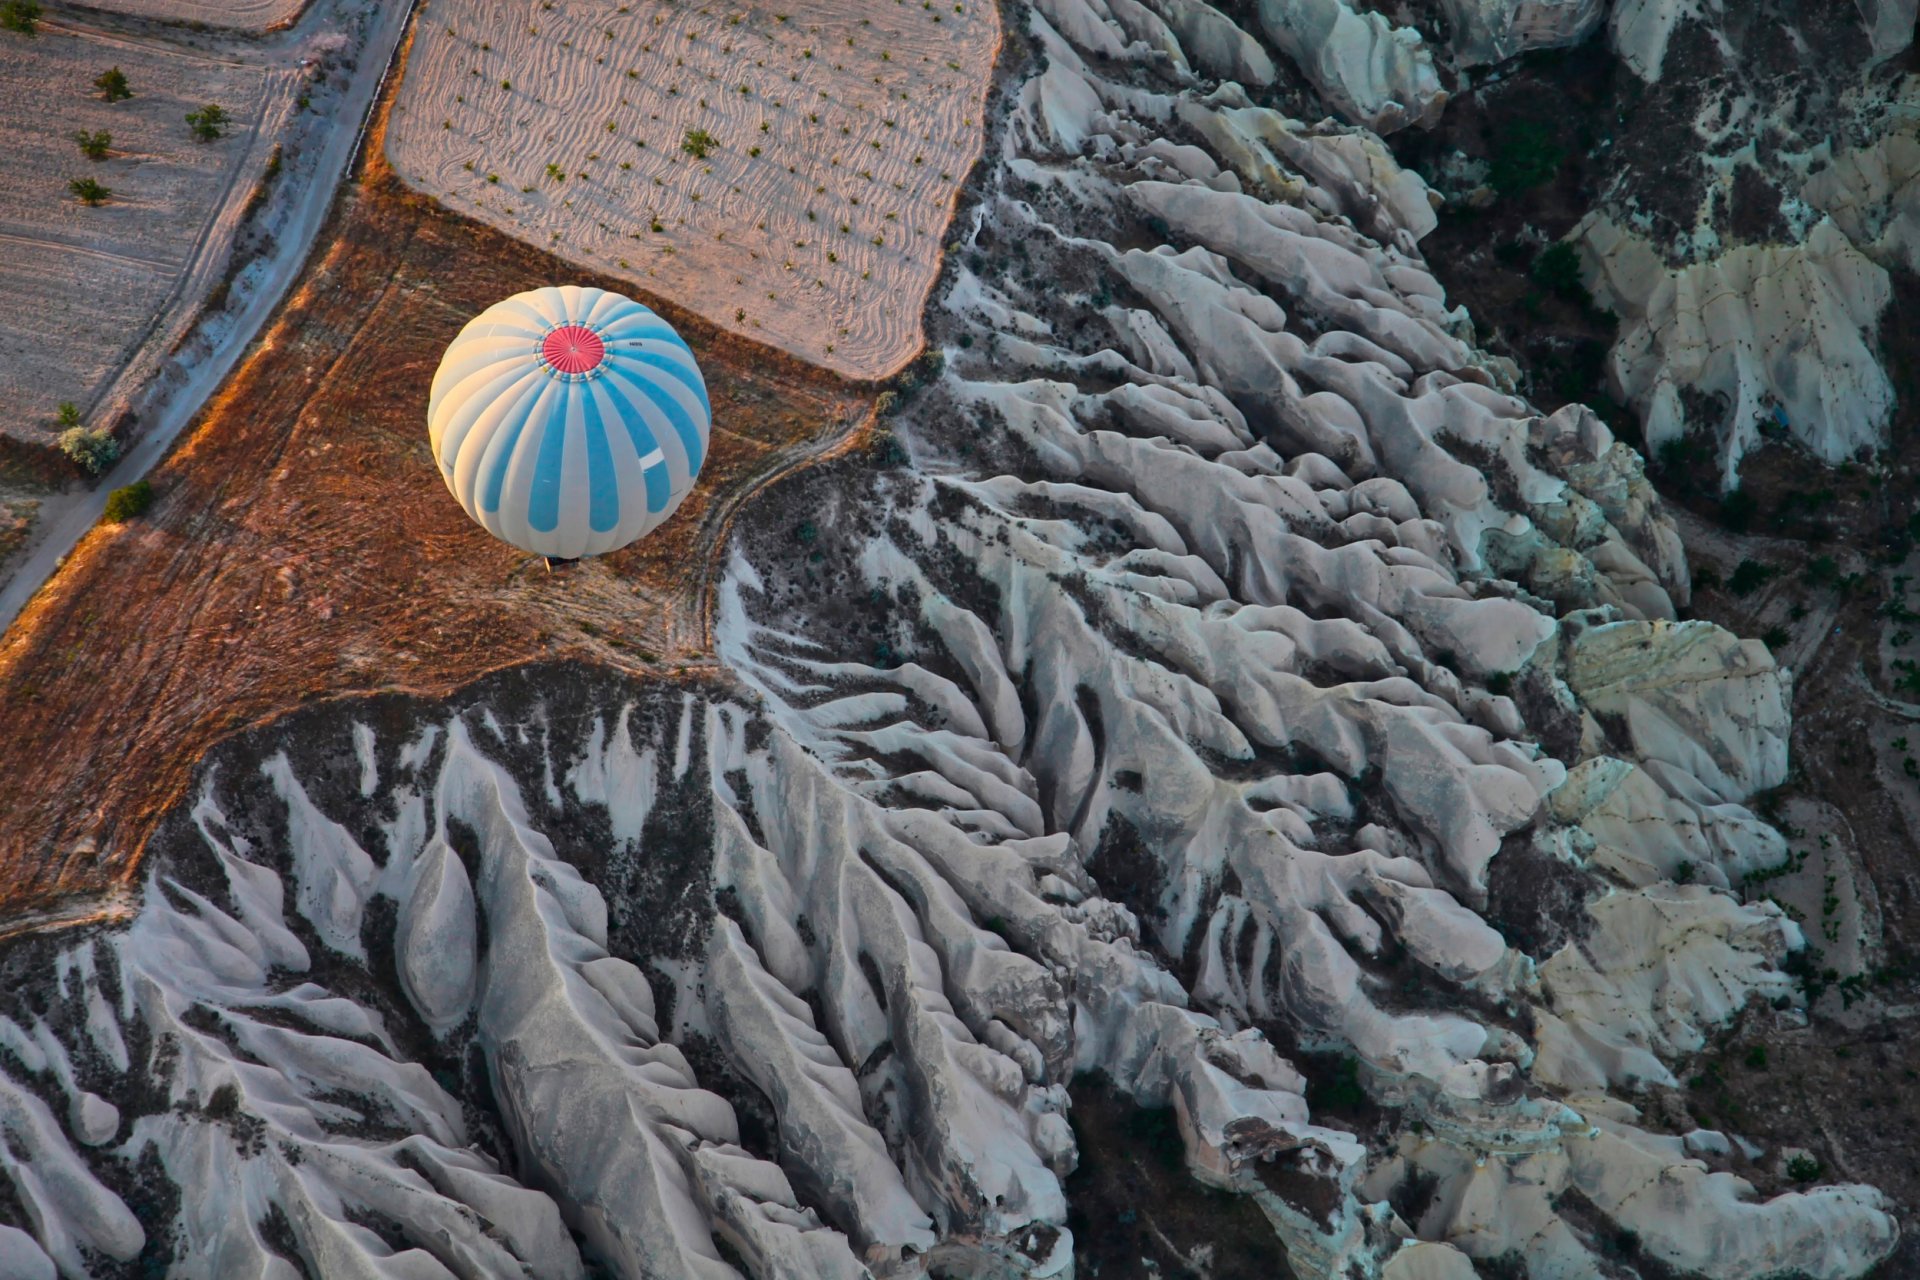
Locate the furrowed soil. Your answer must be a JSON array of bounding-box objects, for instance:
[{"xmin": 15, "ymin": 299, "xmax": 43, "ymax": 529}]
[
  {"xmin": 0, "ymin": 14, "xmax": 273, "ymax": 441},
  {"xmin": 386, "ymin": 0, "xmax": 1000, "ymax": 380},
  {"xmin": 0, "ymin": 118, "xmax": 870, "ymax": 918}
]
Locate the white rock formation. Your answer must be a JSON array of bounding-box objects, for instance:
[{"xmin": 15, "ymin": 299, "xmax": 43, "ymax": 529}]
[
  {"xmin": 1578, "ymin": 212, "xmax": 1896, "ymax": 486},
  {"xmin": 0, "ymin": 4, "xmax": 1902, "ymax": 1279},
  {"xmin": 1607, "ymin": 0, "xmax": 1698, "ymax": 80},
  {"xmin": 1439, "ymin": 0, "xmax": 1607, "ymax": 67},
  {"xmin": 1254, "ymin": 0, "xmax": 1448, "ymax": 133},
  {"xmin": 1857, "ymin": 0, "xmax": 1920, "ymax": 60},
  {"xmin": 1805, "ymin": 133, "xmax": 1920, "ymax": 275}
]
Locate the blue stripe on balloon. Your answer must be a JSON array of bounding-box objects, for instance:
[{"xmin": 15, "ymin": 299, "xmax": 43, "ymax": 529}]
[
  {"xmin": 624, "ymin": 350, "xmax": 711, "ymax": 418},
  {"xmin": 579, "ymin": 387, "xmax": 621, "ymax": 533},
  {"xmin": 480, "ymin": 376, "xmax": 547, "ymax": 515},
  {"xmin": 526, "ymin": 382, "xmax": 571, "ymax": 533},
  {"xmin": 643, "ymin": 455, "xmax": 670, "ymax": 513},
  {"xmin": 605, "ymin": 365, "xmax": 706, "ymax": 474},
  {"xmin": 597, "ymin": 378, "xmax": 672, "ymax": 513}
]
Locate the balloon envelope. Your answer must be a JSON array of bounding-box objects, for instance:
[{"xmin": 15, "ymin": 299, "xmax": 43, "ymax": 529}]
[{"xmin": 428, "ymin": 285, "xmax": 710, "ymax": 558}]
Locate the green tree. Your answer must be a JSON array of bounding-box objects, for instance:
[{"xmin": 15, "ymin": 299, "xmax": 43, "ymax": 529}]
[
  {"xmin": 58, "ymin": 426, "xmax": 119, "ymax": 475},
  {"xmin": 0, "ymin": 1, "xmax": 41, "ymax": 35},
  {"xmin": 1786, "ymin": 1154, "xmax": 1823, "ymax": 1184},
  {"xmin": 185, "ymin": 102, "xmax": 229, "ymax": 142},
  {"xmin": 73, "ymin": 129, "xmax": 111, "ymax": 161},
  {"xmin": 55, "ymin": 402, "xmax": 81, "ymax": 428},
  {"xmin": 1531, "ymin": 241, "xmax": 1590, "ymax": 305},
  {"xmin": 681, "ymin": 127, "xmax": 717, "ymax": 158},
  {"xmin": 103, "ymin": 479, "xmax": 153, "ymax": 522},
  {"xmin": 69, "ymin": 176, "xmax": 111, "ymax": 205},
  {"xmin": 95, "ymin": 66, "xmax": 131, "ymax": 101},
  {"xmin": 1489, "ymin": 121, "xmax": 1563, "ymax": 197}
]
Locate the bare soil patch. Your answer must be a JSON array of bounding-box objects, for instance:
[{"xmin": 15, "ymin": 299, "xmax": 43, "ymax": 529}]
[
  {"xmin": 0, "ymin": 138, "xmax": 869, "ymax": 916},
  {"xmin": 386, "ymin": 0, "xmax": 998, "ymax": 379},
  {"xmin": 66, "ymin": 0, "xmax": 309, "ymax": 30},
  {"xmin": 0, "ymin": 18, "xmax": 272, "ymax": 442}
]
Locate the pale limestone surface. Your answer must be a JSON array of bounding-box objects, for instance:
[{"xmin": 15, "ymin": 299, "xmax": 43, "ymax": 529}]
[
  {"xmin": 1805, "ymin": 133, "xmax": 1920, "ymax": 275},
  {"xmin": 387, "ymin": 0, "xmax": 998, "ymax": 380},
  {"xmin": 1437, "ymin": 0, "xmax": 1606, "ymax": 66},
  {"xmin": 1578, "ymin": 212, "xmax": 1896, "ymax": 487},
  {"xmin": 1254, "ymin": 0, "xmax": 1447, "ymax": 133}
]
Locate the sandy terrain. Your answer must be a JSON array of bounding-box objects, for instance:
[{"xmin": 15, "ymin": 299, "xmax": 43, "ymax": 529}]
[
  {"xmin": 0, "ymin": 139, "xmax": 868, "ymax": 915},
  {"xmin": 387, "ymin": 0, "xmax": 998, "ymax": 380},
  {"xmin": 69, "ymin": 0, "xmax": 308, "ymax": 28},
  {"xmin": 0, "ymin": 18, "xmax": 275, "ymax": 440}
]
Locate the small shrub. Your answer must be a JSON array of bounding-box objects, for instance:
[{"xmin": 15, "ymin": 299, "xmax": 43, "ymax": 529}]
[
  {"xmin": 74, "ymin": 129, "xmax": 111, "ymax": 160},
  {"xmin": 545, "ymin": 162, "xmax": 565, "ymax": 181},
  {"xmin": 1744, "ymin": 1044, "xmax": 1769, "ymax": 1070},
  {"xmin": 1489, "ymin": 120, "xmax": 1563, "ymax": 197},
  {"xmin": 1762, "ymin": 625, "xmax": 1790, "ymax": 649},
  {"xmin": 59, "ymin": 426, "xmax": 119, "ymax": 475},
  {"xmin": 681, "ymin": 127, "xmax": 717, "ymax": 158},
  {"xmin": 1786, "ymin": 1154, "xmax": 1823, "ymax": 1184},
  {"xmin": 185, "ymin": 102, "xmax": 229, "ymax": 142},
  {"xmin": 1531, "ymin": 241, "xmax": 1590, "ymax": 306},
  {"xmin": 56, "ymin": 402, "xmax": 80, "ymax": 428},
  {"xmin": 1718, "ymin": 486, "xmax": 1756, "ymax": 532},
  {"xmin": 103, "ymin": 479, "xmax": 153, "ymax": 522},
  {"xmin": 1728, "ymin": 559, "xmax": 1775, "ymax": 596},
  {"xmin": 1307, "ymin": 1055, "xmax": 1367, "ymax": 1113},
  {"xmin": 95, "ymin": 66, "xmax": 131, "ymax": 101},
  {"xmin": 0, "ymin": 0, "xmax": 40, "ymax": 34},
  {"xmin": 68, "ymin": 176, "xmax": 111, "ymax": 205}
]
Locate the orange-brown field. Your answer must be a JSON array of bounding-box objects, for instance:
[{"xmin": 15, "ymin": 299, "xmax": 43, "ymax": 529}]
[{"xmin": 0, "ymin": 138, "xmax": 870, "ymax": 917}]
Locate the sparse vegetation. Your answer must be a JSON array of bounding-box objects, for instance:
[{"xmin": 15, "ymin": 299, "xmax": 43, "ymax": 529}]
[
  {"xmin": 1786, "ymin": 1154, "xmax": 1823, "ymax": 1183},
  {"xmin": 68, "ymin": 176, "xmax": 111, "ymax": 206},
  {"xmin": 0, "ymin": 0, "xmax": 40, "ymax": 35},
  {"xmin": 1489, "ymin": 120, "xmax": 1563, "ymax": 197},
  {"xmin": 1728, "ymin": 559, "xmax": 1776, "ymax": 596},
  {"xmin": 681, "ymin": 127, "xmax": 717, "ymax": 158},
  {"xmin": 95, "ymin": 66, "xmax": 131, "ymax": 102},
  {"xmin": 185, "ymin": 102, "xmax": 230, "ymax": 142},
  {"xmin": 103, "ymin": 479, "xmax": 154, "ymax": 522},
  {"xmin": 74, "ymin": 129, "xmax": 111, "ymax": 161},
  {"xmin": 58, "ymin": 426, "xmax": 119, "ymax": 475},
  {"xmin": 1531, "ymin": 241, "xmax": 1590, "ymax": 306}
]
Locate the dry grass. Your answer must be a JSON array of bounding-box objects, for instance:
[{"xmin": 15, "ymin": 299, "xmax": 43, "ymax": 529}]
[
  {"xmin": 0, "ymin": 135, "xmax": 870, "ymax": 915},
  {"xmin": 386, "ymin": 0, "xmax": 997, "ymax": 379},
  {"xmin": 0, "ymin": 19, "xmax": 269, "ymax": 441}
]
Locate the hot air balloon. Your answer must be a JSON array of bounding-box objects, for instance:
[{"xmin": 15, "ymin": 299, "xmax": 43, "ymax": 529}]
[{"xmin": 427, "ymin": 285, "xmax": 710, "ymax": 560}]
